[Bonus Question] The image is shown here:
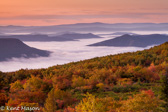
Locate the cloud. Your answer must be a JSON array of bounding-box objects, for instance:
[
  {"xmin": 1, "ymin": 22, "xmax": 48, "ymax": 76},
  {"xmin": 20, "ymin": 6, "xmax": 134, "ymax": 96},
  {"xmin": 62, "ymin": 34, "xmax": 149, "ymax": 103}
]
[
  {"xmin": 0, "ymin": 12, "xmax": 168, "ymax": 26},
  {"xmin": 0, "ymin": 12, "xmax": 168, "ymax": 21}
]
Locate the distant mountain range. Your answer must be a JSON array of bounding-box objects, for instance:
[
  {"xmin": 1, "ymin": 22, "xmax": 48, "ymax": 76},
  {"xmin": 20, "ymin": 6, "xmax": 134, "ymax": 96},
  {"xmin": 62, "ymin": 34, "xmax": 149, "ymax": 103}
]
[
  {"xmin": 88, "ymin": 34, "xmax": 168, "ymax": 47},
  {"xmin": 98, "ymin": 32, "xmax": 137, "ymax": 37},
  {"xmin": 99, "ymin": 32, "xmax": 137, "ymax": 36},
  {"xmin": 0, "ymin": 33, "xmax": 101, "ymax": 42},
  {"xmin": 1, "ymin": 22, "xmax": 168, "ymax": 33},
  {"xmin": 0, "ymin": 38, "xmax": 50, "ymax": 61}
]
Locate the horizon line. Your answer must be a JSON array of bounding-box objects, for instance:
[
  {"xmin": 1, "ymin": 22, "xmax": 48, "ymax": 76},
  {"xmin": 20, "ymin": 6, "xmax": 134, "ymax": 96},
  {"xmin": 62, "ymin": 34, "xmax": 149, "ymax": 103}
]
[{"xmin": 1, "ymin": 22, "xmax": 168, "ymax": 27}]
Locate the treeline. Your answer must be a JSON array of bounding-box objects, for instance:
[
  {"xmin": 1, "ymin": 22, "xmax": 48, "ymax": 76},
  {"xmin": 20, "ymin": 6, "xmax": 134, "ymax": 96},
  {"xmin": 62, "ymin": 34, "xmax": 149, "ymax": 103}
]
[{"xmin": 0, "ymin": 42, "xmax": 168, "ymax": 111}]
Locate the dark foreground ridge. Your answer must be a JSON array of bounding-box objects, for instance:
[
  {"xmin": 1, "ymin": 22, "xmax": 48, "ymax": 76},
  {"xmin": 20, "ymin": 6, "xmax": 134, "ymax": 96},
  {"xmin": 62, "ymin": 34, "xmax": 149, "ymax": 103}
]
[
  {"xmin": 0, "ymin": 38, "xmax": 50, "ymax": 61},
  {"xmin": 89, "ymin": 34, "xmax": 168, "ymax": 47}
]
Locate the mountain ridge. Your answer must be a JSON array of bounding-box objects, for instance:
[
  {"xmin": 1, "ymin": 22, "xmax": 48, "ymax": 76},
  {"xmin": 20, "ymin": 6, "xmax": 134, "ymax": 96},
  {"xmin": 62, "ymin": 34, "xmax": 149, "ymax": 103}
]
[
  {"xmin": 89, "ymin": 34, "xmax": 168, "ymax": 47},
  {"xmin": 1, "ymin": 22, "xmax": 168, "ymax": 33},
  {"xmin": 0, "ymin": 38, "xmax": 50, "ymax": 61},
  {"xmin": 0, "ymin": 33, "xmax": 101, "ymax": 41}
]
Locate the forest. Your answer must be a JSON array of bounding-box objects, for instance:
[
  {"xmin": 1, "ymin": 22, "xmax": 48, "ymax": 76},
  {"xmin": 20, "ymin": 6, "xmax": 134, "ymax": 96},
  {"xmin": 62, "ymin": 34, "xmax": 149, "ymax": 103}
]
[{"xmin": 0, "ymin": 42, "xmax": 168, "ymax": 112}]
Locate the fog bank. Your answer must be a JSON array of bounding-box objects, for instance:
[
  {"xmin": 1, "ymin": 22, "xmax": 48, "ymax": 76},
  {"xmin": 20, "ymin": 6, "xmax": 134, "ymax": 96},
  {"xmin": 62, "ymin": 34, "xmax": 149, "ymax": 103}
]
[{"xmin": 0, "ymin": 36, "xmax": 152, "ymax": 72}]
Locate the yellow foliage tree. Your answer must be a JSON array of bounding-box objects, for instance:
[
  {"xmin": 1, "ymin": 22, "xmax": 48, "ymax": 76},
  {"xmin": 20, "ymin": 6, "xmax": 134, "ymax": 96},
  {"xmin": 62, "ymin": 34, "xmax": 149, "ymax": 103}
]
[
  {"xmin": 10, "ymin": 80, "xmax": 23, "ymax": 92},
  {"xmin": 75, "ymin": 93, "xmax": 105, "ymax": 112},
  {"xmin": 96, "ymin": 83, "xmax": 104, "ymax": 91},
  {"xmin": 43, "ymin": 89, "xmax": 57, "ymax": 112},
  {"xmin": 72, "ymin": 75, "xmax": 86, "ymax": 88},
  {"xmin": 118, "ymin": 90, "xmax": 162, "ymax": 112},
  {"xmin": 43, "ymin": 88, "xmax": 74, "ymax": 111},
  {"xmin": 23, "ymin": 76, "xmax": 44, "ymax": 92}
]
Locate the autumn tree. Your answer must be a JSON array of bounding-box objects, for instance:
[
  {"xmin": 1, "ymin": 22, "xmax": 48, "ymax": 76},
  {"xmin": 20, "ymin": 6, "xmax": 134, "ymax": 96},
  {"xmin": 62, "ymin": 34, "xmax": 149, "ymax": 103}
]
[
  {"xmin": 52, "ymin": 75, "xmax": 71, "ymax": 89},
  {"xmin": 0, "ymin": 71, "xmax": 6, "ymax": 90},
  {"xmin": 0, "ymin": 93, "xmax": 8, "ymax": 106},
  {"xmin": 7, "ymin": 90, "xmax": 46, "ymax": 106},
  {"xmin": 43, "ymin": 88, "xmax": 75, "ymax": 111},
  {"xmin": 43, "ymin": 88, "xmax": 57, "ymax": 112},
  {"xmin": 160, "ymin": 67, "xmax": 168, "ymax": 112},
  {"xmin": 72, "ymin": 75, "xmax": 86, "ymax": 88},
  {"xmin": 23, "ymin": 76, "xmax": 52, "ymax": 92},
  {"xmin": 76, "ymin": 93, "xmax": 105, "ymax": 112},
  {"xmin": 10, "ymin": 80, "xmax": 23, "ymax": 92},
  {"xmin": 63, "ymin": 107, "xmax": 75, "ymax": 112},
  {"xmin": 118, "ymin": 90, "xmax": 162, "ymax": 112}
]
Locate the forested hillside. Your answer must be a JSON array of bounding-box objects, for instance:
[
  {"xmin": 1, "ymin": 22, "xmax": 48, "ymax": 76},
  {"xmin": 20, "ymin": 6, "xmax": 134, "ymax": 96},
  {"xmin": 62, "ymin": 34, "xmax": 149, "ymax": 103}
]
[{"xmin": 0, "ymin": 42, "xmax": 168, "ymax": 112}]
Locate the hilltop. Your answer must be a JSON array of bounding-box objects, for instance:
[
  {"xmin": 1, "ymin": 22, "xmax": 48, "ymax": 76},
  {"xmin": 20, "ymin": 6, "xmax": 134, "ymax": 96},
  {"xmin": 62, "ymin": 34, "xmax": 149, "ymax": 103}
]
[
  {"xmin": 0, "ymin": 33, "xmax": 101, "ymax": 42},
  {"xmin": 89, "ymin": 34, "xmax": 168, "ymax": 47},
  {"xmin": 0, "ymin": 38, "xmax": 50, "ymax": 61}
]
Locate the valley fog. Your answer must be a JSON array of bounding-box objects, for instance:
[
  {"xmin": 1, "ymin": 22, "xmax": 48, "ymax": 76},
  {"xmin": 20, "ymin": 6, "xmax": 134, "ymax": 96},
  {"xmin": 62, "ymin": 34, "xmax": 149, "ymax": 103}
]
[{"xmin": 0, "ymin": 34, "xmax": 153, "ymax": 72}]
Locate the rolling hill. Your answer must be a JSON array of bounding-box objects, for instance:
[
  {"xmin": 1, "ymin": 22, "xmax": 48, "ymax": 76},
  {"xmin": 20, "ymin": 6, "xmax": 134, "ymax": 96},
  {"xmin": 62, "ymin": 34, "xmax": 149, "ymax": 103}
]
[
  {"xmin": 89, "ymin": 34, "xmax": 168, "ymax": 47},
  {"xmin": 0, "ymin": 33, "xmax": 101, "ymax": 42}
]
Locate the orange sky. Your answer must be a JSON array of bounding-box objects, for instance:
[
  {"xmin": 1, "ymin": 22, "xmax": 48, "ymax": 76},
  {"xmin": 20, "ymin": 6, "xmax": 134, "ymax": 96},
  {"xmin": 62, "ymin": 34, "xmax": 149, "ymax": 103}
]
[{"xmin": 0, "ymin": 0, "xmax": 168, "ymax": 26}]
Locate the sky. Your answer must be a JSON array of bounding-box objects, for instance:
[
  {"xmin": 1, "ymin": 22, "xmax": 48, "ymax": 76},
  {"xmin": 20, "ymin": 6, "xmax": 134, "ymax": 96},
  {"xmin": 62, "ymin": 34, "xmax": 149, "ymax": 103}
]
[{"xmin": 0, "ymin": 0, "xmax": 168, "ymax": 26}]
